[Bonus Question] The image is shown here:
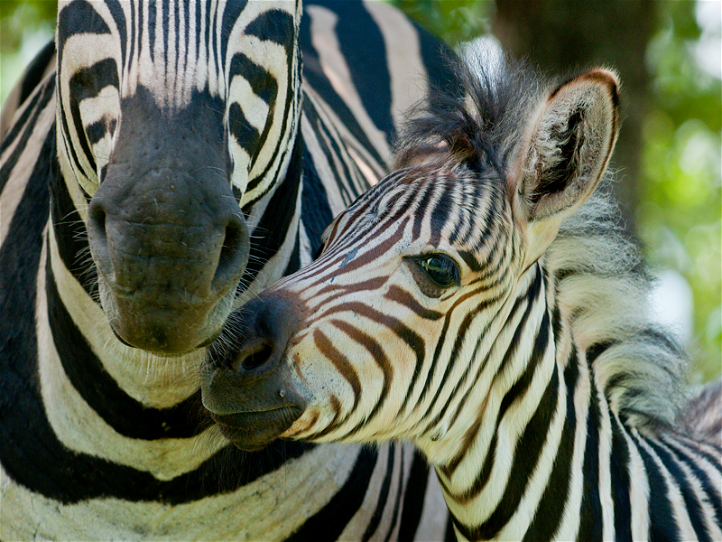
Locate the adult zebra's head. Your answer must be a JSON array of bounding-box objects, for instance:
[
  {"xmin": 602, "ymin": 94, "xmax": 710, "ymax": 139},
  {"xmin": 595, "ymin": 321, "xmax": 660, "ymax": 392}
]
[
  {"xmin": 55, "ymin": 0, "xmax": 302, "ymax": 354},
  {"xmin": 201, "ymin": 56, "xmax": 620, "ymax": 454}
]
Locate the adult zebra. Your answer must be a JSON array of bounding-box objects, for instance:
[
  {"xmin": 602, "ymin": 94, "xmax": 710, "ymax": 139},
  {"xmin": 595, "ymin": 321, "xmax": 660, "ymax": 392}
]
[
  {"xmin": 0, "ymin": 1, "xmax": 460, "ymax": 539},
  {"xmin": 202, "ymin": 49, "xmax": 722, "ymax": 541}
]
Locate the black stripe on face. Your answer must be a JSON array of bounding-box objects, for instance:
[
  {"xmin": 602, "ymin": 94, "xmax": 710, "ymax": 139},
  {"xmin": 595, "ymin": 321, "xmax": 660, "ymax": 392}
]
[
  {"xmin": 228, "ymin": 101, "xmax": 262, "ymax": 159},
  {"xmin": 241, "ymin": 11, "xmax": 300, "ymax": 202},
  {"xmin": 57, "ymin": 0, "xmax": 112, "ymax": 58},
  {"xmin": 410, "ymin": 182, "xmax": 436, "ymax": 241},
  {"xmin": 149, "ymin": 0, "xmax": 159, "ymax": 62},
  {"xmin": 428, "ymin": 184, "xmax": 454, "ymax": 247},
  {"xmin": 284, "ymin": 445, "xmax": 379, "ymax": 542},
  {"xmin": 314, "ymin": 328, "xmax": 362, "ymax": 414},
  {"xmin": 245, "ymin": 8, "xmax": 295, "ymax": 49},
  {"xmin": 331, "ymin": 319, "xmax": 392, "ymax": 434},
  {"xmin": 228, "ymin": 53, "xmax": 279, "ymax": 162},
  {"xmin": 86, "ymin": 117, "xmax": 117, "ymax": 146},
  {"xmin": 219, "ymin": 1, "xmax": 249, "ymax": 66},
  {"xmin": 104, "ymin": 0, "xmax": 127, "ymax": 61},
  {"xmin": 238, "ymin": 133, "xmax": 303, "ymax": 289},
  {"xmin": 230, "ymin": 53, "xmax": 279, "ymax": 106},
  {"xmin": 67, "ymin": 58, "xmax": 120, "ymax": 177}
]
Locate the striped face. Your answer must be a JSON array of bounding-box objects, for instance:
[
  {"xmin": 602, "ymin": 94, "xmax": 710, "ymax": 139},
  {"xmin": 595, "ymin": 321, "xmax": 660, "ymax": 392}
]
[
  {"xmin": 201, "ymin": 67, "xmax": 621, "ymax": 459},
  {"xmin": 201, "ymin": 162, "xmax": 526, "ymax": 452},
  {"xmin": 56, "ymin": 0, "xmax": 301, "ymax": 204},
  {"xmin": 55, "ymin": 0, "xmax": 302, "ymax": 354},
  {"xmin": 271, "ymin": 163, "xmax": 521, "ymax": 442}
]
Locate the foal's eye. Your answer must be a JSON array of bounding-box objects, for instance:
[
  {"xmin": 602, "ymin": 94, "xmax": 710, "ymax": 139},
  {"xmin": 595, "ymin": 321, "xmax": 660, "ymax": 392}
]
[{"xmin": 418, "ymin": 254, "xmax": 458, "ymax": 287}]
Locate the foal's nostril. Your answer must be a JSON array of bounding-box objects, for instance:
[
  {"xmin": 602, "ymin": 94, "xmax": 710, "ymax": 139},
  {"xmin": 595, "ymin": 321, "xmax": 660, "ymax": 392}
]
[{"xmin": 235, "ymin": 343, "xmax": 274, "ymax": 372}]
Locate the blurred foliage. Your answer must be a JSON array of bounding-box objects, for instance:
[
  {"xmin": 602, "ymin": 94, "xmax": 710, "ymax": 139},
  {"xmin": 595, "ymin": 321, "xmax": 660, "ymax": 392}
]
[
  {"xmin": 0, "ymin": 1, "xmax": 55, "ymax": 104},
  {"xmin": 1, "ymin": 1, "xmax": 719, "ymax": 382},
  {"xmin": 639, "ymin": 0, "xmax": 721, "ymax": 384},
  {"xmin": 390, "ymin": 0, "xmax": 492, "ymax": 44}
]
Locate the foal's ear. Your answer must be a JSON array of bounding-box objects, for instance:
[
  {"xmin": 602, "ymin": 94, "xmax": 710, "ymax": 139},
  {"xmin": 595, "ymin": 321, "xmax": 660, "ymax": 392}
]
[{"xmin": 511, "ymin": 69, "xmax": 619, "ymax": 231}]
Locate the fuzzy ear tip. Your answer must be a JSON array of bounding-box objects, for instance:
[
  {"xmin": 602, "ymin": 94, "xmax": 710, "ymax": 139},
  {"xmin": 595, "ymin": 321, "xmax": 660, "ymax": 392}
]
[
  {"xmin": 582, "ymin": 68, "xmax": 621, "ymax": 107},
  {"xmin": 550, "ymin": 68, "xmax": 621, "ymax": 108}
]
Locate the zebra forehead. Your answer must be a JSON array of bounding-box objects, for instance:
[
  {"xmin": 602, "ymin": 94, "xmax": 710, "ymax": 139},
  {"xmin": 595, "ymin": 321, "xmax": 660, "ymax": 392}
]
[
  {"xmin": 367, "ymin": 164, "xmax": 509, "ymax": 228},
  {"xmin": 57, "ymin": 0, "xmax": 301, "ymax": 109}
]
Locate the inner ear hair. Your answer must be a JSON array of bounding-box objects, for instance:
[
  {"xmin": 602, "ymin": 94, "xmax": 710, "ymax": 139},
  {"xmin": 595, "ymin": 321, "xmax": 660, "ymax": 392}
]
[{"xmin": 515, "ymin": 69, "xmax": 620, "ymax": 223}]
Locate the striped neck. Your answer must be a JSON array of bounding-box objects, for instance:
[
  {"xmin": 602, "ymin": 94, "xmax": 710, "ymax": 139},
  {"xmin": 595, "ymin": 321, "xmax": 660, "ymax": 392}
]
[
  {"xmin": 413, "ymin": 261, "xmax": 720, "ymax": 541},
  {"xmin": 427, "ymin": 261, "xmax": 572, "ymax": 540}
]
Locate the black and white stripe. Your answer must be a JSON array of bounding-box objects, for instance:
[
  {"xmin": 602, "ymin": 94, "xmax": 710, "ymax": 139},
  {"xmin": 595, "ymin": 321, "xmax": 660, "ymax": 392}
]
[
  {"xmin": 202, "ymin": 48, "xmax": 722, "ymax": 541},
  {"xmin": 0, "ymin": 1, "xmax": 461, "ymax": 539}
]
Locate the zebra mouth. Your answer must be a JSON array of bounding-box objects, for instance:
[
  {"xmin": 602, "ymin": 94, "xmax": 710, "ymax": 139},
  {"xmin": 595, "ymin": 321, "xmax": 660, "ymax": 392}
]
[{"xmin": 211, "ymin": 407, "xmax": 304, "ymax": 451}]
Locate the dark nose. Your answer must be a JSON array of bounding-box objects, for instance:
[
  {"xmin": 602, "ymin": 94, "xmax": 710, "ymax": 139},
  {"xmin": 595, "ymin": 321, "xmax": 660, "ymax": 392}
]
[
  {"xmin": 213, "ymin": 295, "xmax": 298, "ymax": 380},
  {"xmin": 87, "ymin": 190, "xmax": 248, "ymax": 300},
  {"xmin": 83, "ymin": 85, "xmax": 252, "ymax": 354},
  {"xmin": 201, "ymin": 294, "xmax": 302, "ymax": 416},
  {"xmin": 201, "ymin": 294, "xmax": 307, "ymax": 451}
]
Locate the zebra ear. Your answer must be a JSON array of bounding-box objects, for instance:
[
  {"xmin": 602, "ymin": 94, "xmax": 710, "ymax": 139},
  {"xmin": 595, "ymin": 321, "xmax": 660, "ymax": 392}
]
[{"xmin": 511, "ymin": 69, "xmax": 620, "ymax": 228}]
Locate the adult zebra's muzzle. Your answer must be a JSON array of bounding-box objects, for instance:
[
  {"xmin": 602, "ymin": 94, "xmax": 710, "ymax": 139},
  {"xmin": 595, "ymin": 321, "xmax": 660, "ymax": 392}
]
[
  {"xmin": 200, "ymin": 295, "xmax": 307, "ymax": 450},
  {"xmin": 86, "ymin": 89, "xmax": 251, "ymax": 355},
  {"xmin": 88, "ymin": 179, "xmax": 250, "ymax": 355}
]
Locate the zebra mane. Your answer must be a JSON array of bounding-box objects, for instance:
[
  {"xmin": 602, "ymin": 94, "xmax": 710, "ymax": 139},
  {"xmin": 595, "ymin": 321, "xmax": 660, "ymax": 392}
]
[
  {"xmin": 550, "ymin": 187, "xmax": 688, "ymax": 427},
  {"xmin": 397, "ymin": 43, "xmax": 690, "ymax": 428},
  {"xmin": 395, "ymin": 41, "xmax": 541, "ymax": 175}
]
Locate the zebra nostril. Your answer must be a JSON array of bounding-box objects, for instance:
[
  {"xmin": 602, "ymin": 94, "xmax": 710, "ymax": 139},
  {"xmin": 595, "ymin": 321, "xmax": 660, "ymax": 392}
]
[
  {"xmin": 211, "ymin": 213, "xmax": 249, "ymax": 294},
  {"xmin": 88, "ymin": 201, "xmax": 108, "ymax": 245},
  {"xmin": 87, "ymin": 201, "xmax": 113, "ymax": 279},
  {"xmin": 235, "ymin": 342, "xmax": 274, "ymax": 372}
]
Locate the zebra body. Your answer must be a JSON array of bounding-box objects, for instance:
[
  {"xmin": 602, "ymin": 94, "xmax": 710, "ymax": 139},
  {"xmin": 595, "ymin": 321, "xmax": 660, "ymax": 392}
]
[
  {"xmin": 202, "ymin": 49, "xmax": 722, "ymax": 541},
  {"xmin": 0, "ymin": 1, "xmax": 459, "ymax": 539}
]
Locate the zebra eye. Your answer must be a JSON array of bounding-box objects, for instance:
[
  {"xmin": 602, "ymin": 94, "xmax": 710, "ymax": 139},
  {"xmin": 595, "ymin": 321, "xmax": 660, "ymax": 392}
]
[{"xmin": 418, "ymin": 254, "xmax": 458, "ymax": 288}]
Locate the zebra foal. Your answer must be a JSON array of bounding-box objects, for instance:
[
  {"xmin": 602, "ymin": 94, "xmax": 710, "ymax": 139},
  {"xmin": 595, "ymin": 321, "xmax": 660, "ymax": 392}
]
[{"xmin": 202, "ymin": 49, "xmax": 722, "ymax": 541}]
